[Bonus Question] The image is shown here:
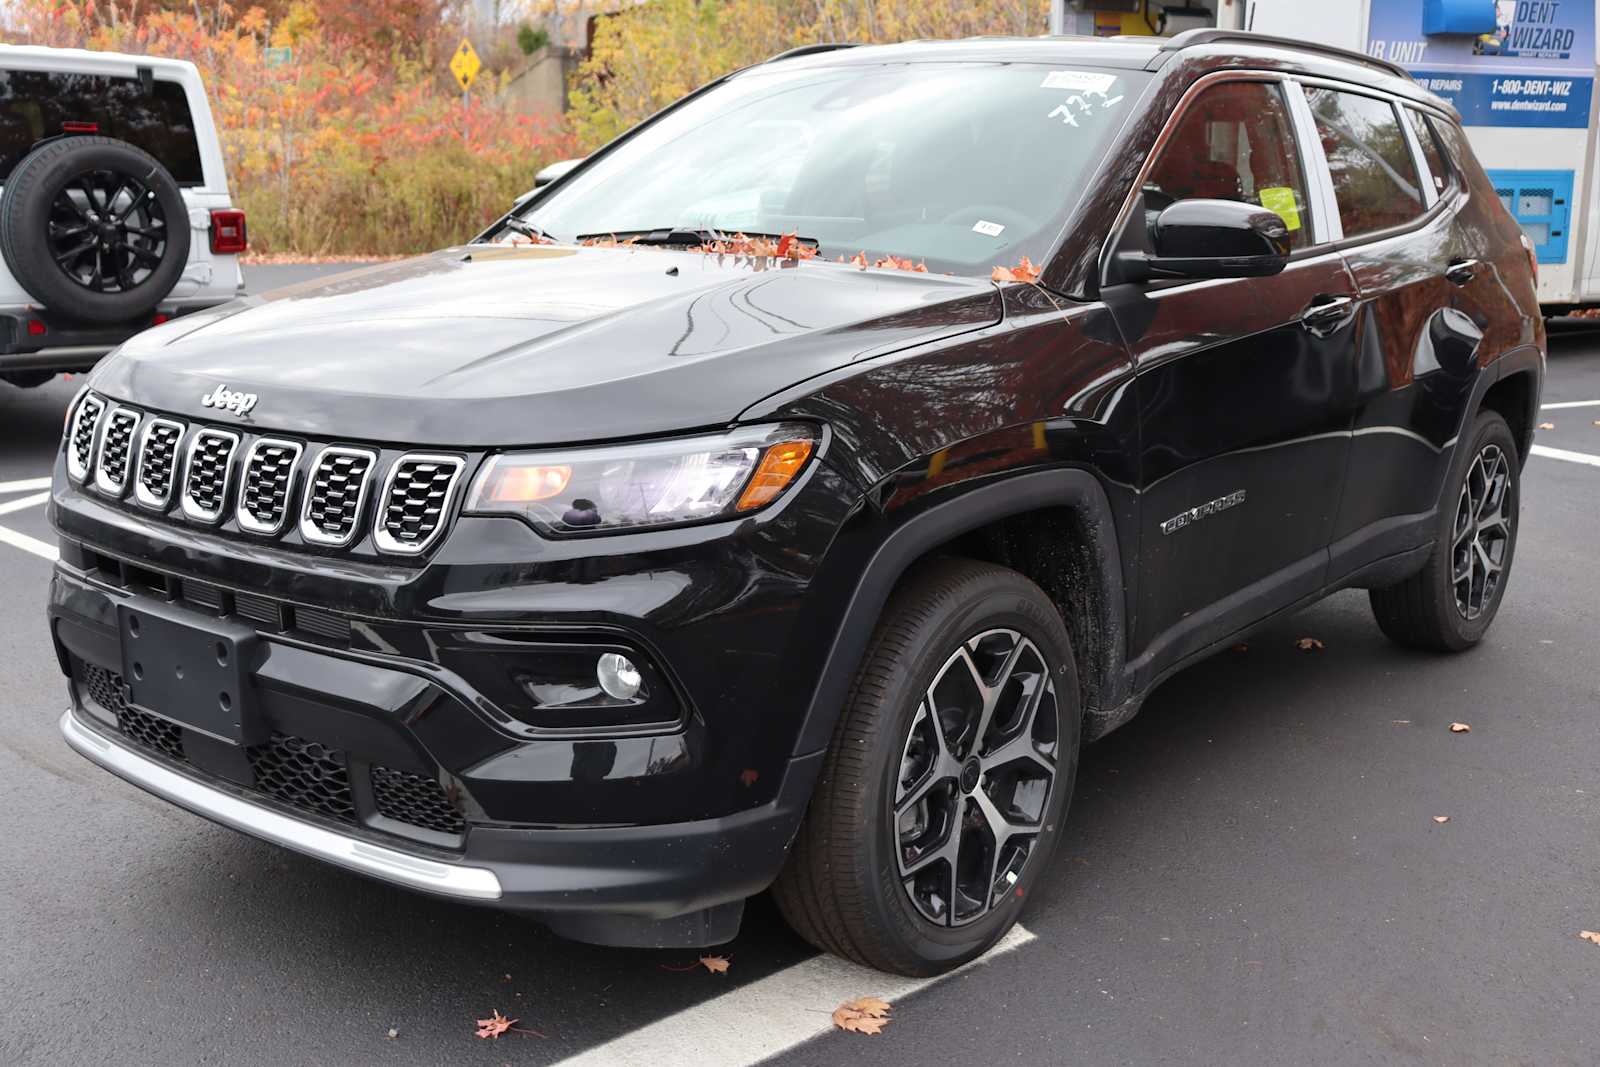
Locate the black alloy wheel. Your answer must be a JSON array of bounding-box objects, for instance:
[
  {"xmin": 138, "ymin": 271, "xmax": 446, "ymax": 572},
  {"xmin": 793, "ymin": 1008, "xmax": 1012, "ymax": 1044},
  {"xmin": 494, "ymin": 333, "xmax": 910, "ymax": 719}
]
[
  {"xmin": 47, "ymin": 167, "xmax": 169, "ymax": 295},
  {"xmin": 894, "ymin": 629, "xmax": 1060, "ymax": 926}
]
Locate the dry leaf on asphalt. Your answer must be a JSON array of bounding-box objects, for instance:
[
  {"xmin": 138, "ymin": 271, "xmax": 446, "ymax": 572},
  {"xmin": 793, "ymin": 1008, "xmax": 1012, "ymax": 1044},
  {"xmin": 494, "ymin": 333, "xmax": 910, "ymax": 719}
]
[
  {"xmin": 1296, "ymin": 637, "xmax": 1325, "ymax": 651},
  {"xmin": 699, "ymin": 955, "xmax": 731, "ymax": 975},
  {"xmin": 1538, "ymin": 421, "xmax": 1555, "ymax": 430},
  {"xmin": 1450, "ymin": 722, "xmax": 1472, "ymax": 733},
  {"xmin": 476, "ymin": 1010, "xmax": 516, "ymax": 1039},
  {"xmin": 1580, "ymin": 930, "xmax": 1600, "ymax": 945},
  {"xmin": 1433, "ymin": 816, "xmax": 1450, "ymax": 824},
  {"xmin": 833, "ymin": 996, "xmax": 892, "ymax": 1035}
]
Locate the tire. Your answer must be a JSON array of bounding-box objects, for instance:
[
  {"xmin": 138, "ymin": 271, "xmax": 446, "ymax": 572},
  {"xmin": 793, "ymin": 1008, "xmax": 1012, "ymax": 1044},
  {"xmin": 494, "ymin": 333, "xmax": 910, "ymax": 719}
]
[
  {"xmin": 0, "ymin": 136, "xmax": 190, "ymax": 324},
  {"xmin": 773, "ymin": 558, "xmax": 1080, "ymax": 976},
  {"xmin": 1370, "ymin": 410, "xmax": 1521, "ymax": 651}
]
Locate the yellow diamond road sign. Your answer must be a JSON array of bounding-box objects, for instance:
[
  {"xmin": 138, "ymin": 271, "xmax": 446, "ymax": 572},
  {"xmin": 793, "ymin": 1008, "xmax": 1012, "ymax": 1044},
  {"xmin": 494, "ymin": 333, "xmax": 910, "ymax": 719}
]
[{"xmin": 450, "ymin": 38, "xmax": 481, "ymax": 91}]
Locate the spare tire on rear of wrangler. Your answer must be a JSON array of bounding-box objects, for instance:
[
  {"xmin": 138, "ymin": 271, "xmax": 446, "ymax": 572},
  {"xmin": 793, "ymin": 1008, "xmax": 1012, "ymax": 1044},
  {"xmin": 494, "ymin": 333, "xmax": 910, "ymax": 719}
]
[{"xmin": 1, "ymin": 136, "xmax": 190, "ymax": 325}]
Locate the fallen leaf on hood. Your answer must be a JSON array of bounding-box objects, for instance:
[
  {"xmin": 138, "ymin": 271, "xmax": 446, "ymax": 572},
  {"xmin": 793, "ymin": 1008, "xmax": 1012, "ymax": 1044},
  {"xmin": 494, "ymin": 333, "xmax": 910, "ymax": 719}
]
[
  {"xmin": 699, "ymin": 955, "xmax": 731, "ymax": 975},
  {"xmin": 476, "ymin": 1010, "xmax": 516, "ymax": 1040},
  {"xmin": 1449, "ymin": 721, "xmax": 1471, "ymax": 733},
  {"xmin": 873, "ymin": 254, "xmax": 928, "ymax": 272},
  {"xmin": 1580, "ymin": 930, "xmax": 1600, "ymax": 945},
  {"xmin": 847, "ymin": 251, "xmax": 870, "ymax": 270},
  {"xmin": 991, "ymin": 255, "xmax": 1041, "ymax": 283},
  {"xmin": 833, "ymin": 996, "xmax": 892, "ymax": 1035},
  {"xmin": 1230, "ymin": 643, "xmax": 1249, "ymax": 653},
  {"xmin": 1538, "ymin": 421, "xmax": 1555, "ymax": 430},
  {"xmin": 1433, "ymin": 816, "xmax": 1450, "ymax": 824},
  {"xmin": 773, "ymin": 232, "xmax": 817, "ymax": 261},
  {"xmin": 1296, "ymin": 637, "xmax": 1325, "ymax": 651}
]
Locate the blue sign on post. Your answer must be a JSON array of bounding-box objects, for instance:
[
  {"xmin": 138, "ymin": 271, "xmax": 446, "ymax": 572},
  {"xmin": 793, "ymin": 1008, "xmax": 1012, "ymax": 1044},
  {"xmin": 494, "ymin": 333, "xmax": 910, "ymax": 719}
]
[{"xmin": 1368, "ymin": 0, "xmax": 1595, "ymax": 127}]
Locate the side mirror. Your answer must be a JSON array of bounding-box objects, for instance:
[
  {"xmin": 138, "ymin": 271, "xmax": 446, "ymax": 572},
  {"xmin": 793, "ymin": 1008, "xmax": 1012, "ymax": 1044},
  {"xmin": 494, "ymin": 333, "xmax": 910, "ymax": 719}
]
[
  {"xmin": 1117, "ymin": 198, "xmax": 1292, "ymax": 282},
  {"xmin": 532, "ymin": 157, "xmax": 584, "ymax": 189}
]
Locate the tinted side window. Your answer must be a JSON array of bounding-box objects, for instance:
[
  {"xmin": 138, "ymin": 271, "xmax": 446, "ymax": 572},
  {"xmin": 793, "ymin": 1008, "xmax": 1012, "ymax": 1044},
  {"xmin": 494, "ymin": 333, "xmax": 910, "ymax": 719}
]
[
  {"xmin": 0, "ymin": 70, "xmax": 203, "ymax": 185},
  {"xmin": 1306, "ymin": 88, "xmax": 1424, "ymax": 238},
  {"xmin": 1404, "ymin": 108, "xmax": 1452, "ymax": 197},
  {"xmin": 1144, "ymin": 80, "xmax": 1313, "ymax": 250}
]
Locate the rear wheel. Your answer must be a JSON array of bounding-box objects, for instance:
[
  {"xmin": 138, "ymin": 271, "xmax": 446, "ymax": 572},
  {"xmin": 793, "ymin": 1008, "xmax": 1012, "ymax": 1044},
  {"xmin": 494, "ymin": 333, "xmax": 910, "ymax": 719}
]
[
  {"xmin": 774, "ymin": 558, "xmax": 1079, "ymax": 976},
  {"xmin": 1370, "ymin": 410, "xmax": 1520, "ymax": 651}
]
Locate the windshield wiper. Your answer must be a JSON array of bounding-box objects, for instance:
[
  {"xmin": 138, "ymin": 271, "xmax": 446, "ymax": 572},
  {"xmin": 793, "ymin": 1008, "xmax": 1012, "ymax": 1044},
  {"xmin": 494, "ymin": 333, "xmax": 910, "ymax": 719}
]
[
  {"xmin": 500, "ymin": 217, "xmax": 555, "ymax": 243},
  {"xmin": 574, "ymin": 227, "xmax": 815, "ymax": 249}
]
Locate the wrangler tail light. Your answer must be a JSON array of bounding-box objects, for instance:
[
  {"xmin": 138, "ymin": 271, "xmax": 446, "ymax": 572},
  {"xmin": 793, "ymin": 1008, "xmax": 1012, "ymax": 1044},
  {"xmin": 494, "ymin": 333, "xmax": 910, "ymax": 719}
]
[{"xmin": 210, "ymin": 209, "xmax": 248, "ymax": 254}]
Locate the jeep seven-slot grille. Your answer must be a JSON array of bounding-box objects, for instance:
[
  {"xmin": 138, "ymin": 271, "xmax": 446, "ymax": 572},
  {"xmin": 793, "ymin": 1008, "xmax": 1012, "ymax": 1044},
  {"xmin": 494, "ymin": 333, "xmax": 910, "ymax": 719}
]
[
  {"xmin": 135, "ymin": 419, "xmax": 184, "ymax": 507},
  {"xmin": 94, "ymin": 408, "xmax": 140, "ymax": 495},
  {"xmin": 67, "ymin": 393, "xmax": 105, "ymax": 481},
  {"xmin": 375, "ymin": 456, "xmax": 463, "ymax": 553},
  {"xmin": 181, "ymin": 430, "xmax": 239, "ymax": 522},
  {"xmin": 301, "ymin": 448, "xmax": 375, "ymax": 545},
  {"xmin": 238, "ymin": 440, "xmax": 302, "ymax": 534}
]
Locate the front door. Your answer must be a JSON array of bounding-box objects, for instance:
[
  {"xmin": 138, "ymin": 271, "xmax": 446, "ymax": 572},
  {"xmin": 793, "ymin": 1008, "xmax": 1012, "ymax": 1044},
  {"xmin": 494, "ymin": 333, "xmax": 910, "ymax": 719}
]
[{"xmin": 1103, "ymin": 77, "xmax": 1361, "ymax": 673}]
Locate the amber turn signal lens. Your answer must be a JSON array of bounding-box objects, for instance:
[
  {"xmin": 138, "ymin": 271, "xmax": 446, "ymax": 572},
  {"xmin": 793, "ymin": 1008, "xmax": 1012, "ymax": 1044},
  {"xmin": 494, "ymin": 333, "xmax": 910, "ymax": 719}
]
[
  {"xmin": 486, "ymin": 463, "xmax": 572, "ymax": 502},
  {"xmin": 736, "ymin": 439, "xmax": 814, "ymax": 512}
]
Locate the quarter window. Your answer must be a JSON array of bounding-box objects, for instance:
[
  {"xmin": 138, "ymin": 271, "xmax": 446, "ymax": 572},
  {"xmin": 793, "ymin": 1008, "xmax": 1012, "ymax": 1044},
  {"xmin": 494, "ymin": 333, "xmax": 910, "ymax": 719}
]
[
  {"xmin": 1404, "ymin": 107, "xmax": 1452, "ymax": 198},
  {"xmin": 1306, "ymin": 88, "xmax": 1425, "ymax": 238},
  {"xmin": 1144, "ymin": 81, "xmax": 1313, "ymax": 249}
]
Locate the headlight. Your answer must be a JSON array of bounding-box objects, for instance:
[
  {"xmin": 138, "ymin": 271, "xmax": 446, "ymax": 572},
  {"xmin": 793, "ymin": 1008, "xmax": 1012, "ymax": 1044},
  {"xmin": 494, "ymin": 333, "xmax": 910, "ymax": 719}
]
[{"xmin": 465, "ymin": 423, "xmax": 818, "ymax": 536}]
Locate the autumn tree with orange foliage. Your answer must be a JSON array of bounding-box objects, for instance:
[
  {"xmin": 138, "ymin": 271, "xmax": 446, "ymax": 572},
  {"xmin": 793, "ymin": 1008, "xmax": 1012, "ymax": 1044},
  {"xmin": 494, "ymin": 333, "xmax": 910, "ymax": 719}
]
[{"xmin": 568, "ymin": 0, "xmax": 1050, "ymax": 149}]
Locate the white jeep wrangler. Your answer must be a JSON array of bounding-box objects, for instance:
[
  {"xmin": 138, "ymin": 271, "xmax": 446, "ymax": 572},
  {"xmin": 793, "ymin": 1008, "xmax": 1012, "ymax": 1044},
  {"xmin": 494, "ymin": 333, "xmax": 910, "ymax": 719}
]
[{"xmin": 0, "ymin": 44, "xmax": 244, "ymax": 389}]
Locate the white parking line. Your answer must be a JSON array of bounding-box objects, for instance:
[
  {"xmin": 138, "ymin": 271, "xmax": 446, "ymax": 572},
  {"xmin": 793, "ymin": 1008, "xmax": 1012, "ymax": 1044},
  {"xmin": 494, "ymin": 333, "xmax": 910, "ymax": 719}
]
[
  {"xmin": 0, "ymin": 490, "xmax": 49, "ymax": 517},
  {"xmin": 0, "ymin": 476, "xmax": 52, "ymax": 493},
  {"xmin": 1541, "ymin": 399, "xmax": 1600, "ymax": 410},
  {"xmin": 552, "ymin": 924, "xmax": 1036, "ymax": 1067},
  {"xmin": 1531, "ymin": 444, "xmax": 1600, "ymax": 469},
  {"xmin": 0, "ymin": 524, "xmax": 57, "ymax": 561}
]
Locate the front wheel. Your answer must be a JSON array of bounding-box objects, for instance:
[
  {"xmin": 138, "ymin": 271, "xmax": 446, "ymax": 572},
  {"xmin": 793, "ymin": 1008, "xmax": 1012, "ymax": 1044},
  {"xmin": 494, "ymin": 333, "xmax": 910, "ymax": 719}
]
[
  {"xmin": 773, "ymin": 558, "xmax": 1080, "ymax": 976},
  {"xmin": 1370, "ymin": 410, "xmax": 1521, "ymax": 651}
]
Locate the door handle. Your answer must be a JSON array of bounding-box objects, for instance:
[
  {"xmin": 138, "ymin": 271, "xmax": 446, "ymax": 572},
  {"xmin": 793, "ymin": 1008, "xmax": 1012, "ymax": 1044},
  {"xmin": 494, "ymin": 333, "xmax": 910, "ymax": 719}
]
[
  {"xmin": 1299, "ymin": 295, "xmax": 1354, "ymax": 333},
  {"xmin": 1445, "ymin": 258, "xmax": 1479, "ymax": 286}
]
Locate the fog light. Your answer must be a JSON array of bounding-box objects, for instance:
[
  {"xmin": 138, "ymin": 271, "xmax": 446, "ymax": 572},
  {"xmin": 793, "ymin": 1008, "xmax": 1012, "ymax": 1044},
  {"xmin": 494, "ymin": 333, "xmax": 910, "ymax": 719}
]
[{"xmin": 596, "ymin": 653, "xmax": 642, "ymax": 700}]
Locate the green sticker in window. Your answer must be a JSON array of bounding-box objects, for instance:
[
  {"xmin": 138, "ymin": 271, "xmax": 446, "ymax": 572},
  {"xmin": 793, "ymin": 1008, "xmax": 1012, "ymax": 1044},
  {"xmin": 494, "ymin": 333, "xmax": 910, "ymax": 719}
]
[{"xmin": 1258, "ymin": 186, "xmax": 1301, "ymax": 231}]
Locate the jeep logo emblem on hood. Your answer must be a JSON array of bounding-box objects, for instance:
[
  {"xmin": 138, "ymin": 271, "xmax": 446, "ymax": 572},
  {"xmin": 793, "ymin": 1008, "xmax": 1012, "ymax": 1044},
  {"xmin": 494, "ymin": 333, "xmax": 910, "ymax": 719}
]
[{"xmin": 200, "ymin": 384, "xmax": 258, "ymax": 418}]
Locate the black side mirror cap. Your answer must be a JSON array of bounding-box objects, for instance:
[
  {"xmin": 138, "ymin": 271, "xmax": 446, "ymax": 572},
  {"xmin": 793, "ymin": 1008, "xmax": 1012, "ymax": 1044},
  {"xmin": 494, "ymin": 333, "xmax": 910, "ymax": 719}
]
[{"xmin": 1118, "ymin": 198, "xmax": 1293, "ymax": 282}]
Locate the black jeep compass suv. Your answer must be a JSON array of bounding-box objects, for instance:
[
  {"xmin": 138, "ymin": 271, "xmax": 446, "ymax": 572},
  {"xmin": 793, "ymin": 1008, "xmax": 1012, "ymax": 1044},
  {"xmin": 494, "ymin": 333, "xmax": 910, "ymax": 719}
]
[{"xmin": 48, "ymin": 31, "xmax": 1543, "ymax": 976}]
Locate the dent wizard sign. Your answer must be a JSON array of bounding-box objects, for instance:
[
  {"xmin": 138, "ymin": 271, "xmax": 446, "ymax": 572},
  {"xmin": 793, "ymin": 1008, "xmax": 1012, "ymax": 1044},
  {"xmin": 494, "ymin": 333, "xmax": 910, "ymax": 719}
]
[{"xmin": 1367, "ymin": 1, "xmax": 1595, "ymax": 127}]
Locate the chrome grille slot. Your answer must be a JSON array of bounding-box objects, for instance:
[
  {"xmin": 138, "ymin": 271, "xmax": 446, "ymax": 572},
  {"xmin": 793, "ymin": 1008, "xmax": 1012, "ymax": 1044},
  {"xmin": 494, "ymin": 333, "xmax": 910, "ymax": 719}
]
[
  {"xmin": 66, "ymin": 392, "xmax": 105, "ymax": 482},
  {"xmin": 92, "ymin": 407, "xmax": 140, "ymax": 496},
  {"xmin": 300, "ymin": 447, "xmax": 376, "ymax": 546},
  {"xmin": 180, "ymin": 429, "xmax": 241, "ymax": 523},
  {"xmin": 237, "ymin": 438, "xmax": 303, "ymax": 535},
  {"xmin": 374, "ymin": 454, "xmax": 464, "ymax": 554},
  {"xmin": 133, "ymin": 418, "xmax": 185, "ymax": 509}
]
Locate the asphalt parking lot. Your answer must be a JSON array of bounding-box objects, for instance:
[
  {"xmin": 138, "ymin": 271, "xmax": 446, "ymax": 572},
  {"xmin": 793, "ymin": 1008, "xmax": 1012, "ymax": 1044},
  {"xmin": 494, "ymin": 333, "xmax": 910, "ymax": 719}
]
[{"xmin": 2, "ymin": 266, "xmax": 1598, "ymax": 1065}]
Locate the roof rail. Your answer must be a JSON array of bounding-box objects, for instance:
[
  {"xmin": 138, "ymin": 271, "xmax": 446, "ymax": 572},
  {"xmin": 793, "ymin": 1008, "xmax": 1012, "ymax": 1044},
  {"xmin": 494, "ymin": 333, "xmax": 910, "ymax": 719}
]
[
  {"xmin": 767, "ymin": 42, "xmax": 860, "ymax": 63},
  {"xmin": 1154, "ymin": 28, "xmax": 1412, "ymax": 81}
]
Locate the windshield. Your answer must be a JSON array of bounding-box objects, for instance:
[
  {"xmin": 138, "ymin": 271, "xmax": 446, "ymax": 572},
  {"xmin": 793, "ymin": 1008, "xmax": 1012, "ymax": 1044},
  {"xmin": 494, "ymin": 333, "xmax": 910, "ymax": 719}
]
[{"xmin": 513, "ymin": 61, "xmax": 1146, "ymax": 277}]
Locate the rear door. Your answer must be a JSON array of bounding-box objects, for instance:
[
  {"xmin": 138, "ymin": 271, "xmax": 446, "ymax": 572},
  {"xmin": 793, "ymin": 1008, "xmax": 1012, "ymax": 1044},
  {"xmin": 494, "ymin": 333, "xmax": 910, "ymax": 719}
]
[
  {"xmin": 1305, "ymin": 85, "xmax": 1490, "ymax": 581},
  {"xmin": 1103, "ymin": 74, "xmax": 1361, "ymax": 670}
]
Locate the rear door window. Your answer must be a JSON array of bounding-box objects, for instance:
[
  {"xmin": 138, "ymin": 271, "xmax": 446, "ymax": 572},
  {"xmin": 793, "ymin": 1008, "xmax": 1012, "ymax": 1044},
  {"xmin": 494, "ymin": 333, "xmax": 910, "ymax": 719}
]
[
  {"xmin": 0, "ymin": 69, "xmax": 204, "ymax": 185},
  {"xmin": 1403, "ymin": 107, "xmax": 1453, "ymax": 198},
  {"xmin": 1305, "ymin": 87, "xmax": 1425, "ymax": 238},
  {"xmin": 1144, "ymin": 80, "xmax": 1313, "ymax": 249}
]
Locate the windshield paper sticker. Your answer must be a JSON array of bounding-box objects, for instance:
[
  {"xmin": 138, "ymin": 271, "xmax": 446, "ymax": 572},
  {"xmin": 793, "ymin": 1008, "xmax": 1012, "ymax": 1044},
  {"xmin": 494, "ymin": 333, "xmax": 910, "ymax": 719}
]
[
  {"xmin": 1041, "ymin": 70, "xmax": 1119, "ymax": 94},
  {"xmin": 1257, "ymin": 187, "xmax": 1301, "ymax": 232},
  {"xmin": 972, "ymin": 220, "xmax": 1006, "ymax": 237}
]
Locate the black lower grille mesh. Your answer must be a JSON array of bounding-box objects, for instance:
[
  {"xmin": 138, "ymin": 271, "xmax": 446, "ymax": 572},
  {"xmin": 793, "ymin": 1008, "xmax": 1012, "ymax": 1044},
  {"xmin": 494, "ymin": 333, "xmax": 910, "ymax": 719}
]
[
  {"xmin": 372, "ymin": 765, "xmax": 465, "ymax": 834},
  {"xmin": 248, "ymin": 733, "xmax": 357, "ymax": 823},
  {"xmin": 81, "ymin": 663, "xmax": 185, "ymax": 761}
]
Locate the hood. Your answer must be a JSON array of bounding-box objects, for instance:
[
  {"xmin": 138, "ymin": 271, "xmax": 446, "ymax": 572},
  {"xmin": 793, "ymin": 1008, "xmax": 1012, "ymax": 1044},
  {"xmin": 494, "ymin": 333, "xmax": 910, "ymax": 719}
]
[{"xmin": 91, "ymin": 245, "xmax": 1000, "ymax": 447}]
